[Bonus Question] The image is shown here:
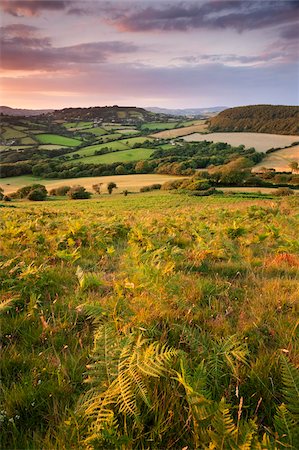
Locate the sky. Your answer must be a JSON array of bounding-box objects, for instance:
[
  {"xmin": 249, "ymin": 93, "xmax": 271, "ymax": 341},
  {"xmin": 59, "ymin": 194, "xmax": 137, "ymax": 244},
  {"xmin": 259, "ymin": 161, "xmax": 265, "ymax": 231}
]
[{"xmin": 1, "ymin": 0, "xmax": 299, "ymax": 109}]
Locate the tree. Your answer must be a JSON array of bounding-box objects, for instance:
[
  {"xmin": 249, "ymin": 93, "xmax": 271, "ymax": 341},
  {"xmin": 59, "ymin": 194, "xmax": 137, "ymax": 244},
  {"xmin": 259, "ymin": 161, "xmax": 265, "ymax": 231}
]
[
  {"xmin": 107, "ymin": 182, "xmax": 117, "ymax": 195},
  {"xmin": 15, "ymin": 184, "xmax": 47, "ymax": 199},
  {"xmin": 115, "ymin": 165, "xmax": 127, "ymax": 175},
  {"xmin": 289, "ymin": 161, "xmax": 298, "ymax": 172},
  {"xmin": 0, "ymin": 187, "xmax": 4, "ymax": 200},
  {"xmin": 67, "ymin": 186, "xmax": 92, "ymax": 199},
  {"xmin": 27, "ymin": 188, "xmax": 47, "ymax": 201},
  {"xmin": 92, "ymin": 183, "xmax": 103, "ymax": 194}
]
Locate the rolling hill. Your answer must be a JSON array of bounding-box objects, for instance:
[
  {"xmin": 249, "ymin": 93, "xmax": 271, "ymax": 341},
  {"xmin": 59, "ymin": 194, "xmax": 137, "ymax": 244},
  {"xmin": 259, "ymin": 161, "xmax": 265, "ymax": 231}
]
[{"xmin": 208, "ymin": 105, "xmax": 299, "ymax": 135}]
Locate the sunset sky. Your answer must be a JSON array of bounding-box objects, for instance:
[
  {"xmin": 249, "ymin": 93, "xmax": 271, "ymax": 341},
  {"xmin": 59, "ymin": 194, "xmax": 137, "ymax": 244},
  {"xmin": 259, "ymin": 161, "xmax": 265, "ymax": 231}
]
[{"xmin": 1, "ymin": 0, "xmax": 299, "ymax": 109}]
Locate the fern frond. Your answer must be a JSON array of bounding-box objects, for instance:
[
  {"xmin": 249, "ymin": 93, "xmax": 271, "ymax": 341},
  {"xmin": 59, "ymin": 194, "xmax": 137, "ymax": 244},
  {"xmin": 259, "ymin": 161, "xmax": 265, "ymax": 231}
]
[
  {"xmin": 0, "ymin": 297, "xmax": 19, "ymax": 315},
  {"xmin": 280, "ymin": 354, "xmax": 299, "ymax": 418},
  {"xmin": 237, "ymin": 419, "xmax": 258, "ymax": 450},
  {"xmin": 274, "ymin": 403, "xmax": 299, "ymax": 448},
  {"xmin": 209, "ymin": 398, "xmax": 238, "ymax": 449}
]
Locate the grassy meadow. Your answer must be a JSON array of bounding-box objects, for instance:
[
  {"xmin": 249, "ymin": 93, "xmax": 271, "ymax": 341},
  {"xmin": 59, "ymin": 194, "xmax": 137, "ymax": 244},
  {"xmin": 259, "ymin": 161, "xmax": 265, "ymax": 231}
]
[
  {"xmin": 78, "ymin": 148, "xmax": 154, "ymax": 164},
  {"xmin": 35, "ymin": 134, "xmax": 83, "ymax": 147},
  {"xmin": 1, "ymin": 191, "xmax": 298, "ymax": 449}
]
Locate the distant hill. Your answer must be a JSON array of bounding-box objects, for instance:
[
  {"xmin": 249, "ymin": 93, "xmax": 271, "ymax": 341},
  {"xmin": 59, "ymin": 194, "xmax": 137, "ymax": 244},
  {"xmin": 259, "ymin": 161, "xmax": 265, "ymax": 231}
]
[
  {"xmin": 0, "ymin": 106, "xmax": 53, "ymax": 116},
  {"xmin": 209, "ymin": 105, "xmax": 299, "ymax": 135},
  {"xmin": 146, "ymin": 106, "xmax": 227, "ymax": 117},
  {"xmin": 48, "ymin": 106, "xmax": 163, "ymax": 123}
]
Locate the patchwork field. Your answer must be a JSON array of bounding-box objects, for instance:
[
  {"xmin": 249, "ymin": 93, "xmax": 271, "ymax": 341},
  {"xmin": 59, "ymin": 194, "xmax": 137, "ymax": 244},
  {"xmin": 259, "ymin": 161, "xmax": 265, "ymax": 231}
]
[
  {"xmin": 0, "ymin": 174, "xmax": 182, "ymax": 194},
  {"xmin": 35, "ymin": 134, "xmax": 82, "ymax": 147},
  {"xmin": 78, "ymin": 148, "xmax": 154, "ymax": 164},
  {"xmin": 151, "ymin": 120, "xmax": 208, "ymax": 138},
  {"xmin": 183, "ymin": 132, "xmax": 299, "ymax": 152},
  {"xmin": 252, "ymin": 145, "xmax": 299, "ymax": 172},
  {"xmin": 67, "ymin": 136, "xmax": 154, "ymax": 158},
  {"xmin": 141, "ymin": 122, "xmax": 178, "ymax": 131}
]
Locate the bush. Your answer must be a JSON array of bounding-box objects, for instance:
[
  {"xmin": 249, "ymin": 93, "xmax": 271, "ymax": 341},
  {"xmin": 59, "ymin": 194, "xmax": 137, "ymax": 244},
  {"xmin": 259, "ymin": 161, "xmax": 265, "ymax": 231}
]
[
  {"xmin": 272, "ymin": 187, "xmax": 295, "ymax": 196},
  {"xmin": 27, "ymin": 188, "xmax": 47, "ymax": 201},
  {"xmin": 67, "ymin": 186, "xmax": 92, "ymax": 199},
  {"xmin": 140, "ymin": 184, "xmax": 162, "ymax": 192},
  {"xmin": 49, "ymin": 186, "xmax": 71, "ymax": 196},
  {"xmin": 161, "ymin": 179, "xmax": 186, "ymax": 190},
  {"xmin": 107, "ymin": 182, "xmax": 117, "ymax": 195},
  {"xmin": 14, "ymin": 184, "xmax": 47, "ymax": 199},
  {"xmin": 3, "ymin": 195, "xmax": 11, "ymax": 202}
]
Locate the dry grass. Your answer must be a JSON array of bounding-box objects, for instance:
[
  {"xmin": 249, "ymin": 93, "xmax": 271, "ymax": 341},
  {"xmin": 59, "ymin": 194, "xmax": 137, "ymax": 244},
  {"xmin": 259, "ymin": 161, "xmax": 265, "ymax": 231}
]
[
  {"xmin": 252, "ymin": 145, "xmax": 299, "ymax": 172},
  {"xmin": 0, "ymin": 174, "xmax": 182, "ymax": 195},
  {"xmin": 150, "ymin": 120, "xmax": 208, "ymax": 139},
  {"xmin": 183, "ymin": 132, "xmax": 299, "ymax": 152}
]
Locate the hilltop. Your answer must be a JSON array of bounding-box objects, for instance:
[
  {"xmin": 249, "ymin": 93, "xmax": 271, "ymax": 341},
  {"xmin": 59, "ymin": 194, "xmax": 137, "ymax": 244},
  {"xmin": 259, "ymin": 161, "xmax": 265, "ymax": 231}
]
[
  {"xmin": 47, "ymin": 106, "xmax": 168, "ymax": 123},
  {"xmin": 0, "ymin": 106, "xmax": 54, "ymax": 116},
  {"xmin": 209, "ymin": 105, "xmax": 299, "ymax": 135}
]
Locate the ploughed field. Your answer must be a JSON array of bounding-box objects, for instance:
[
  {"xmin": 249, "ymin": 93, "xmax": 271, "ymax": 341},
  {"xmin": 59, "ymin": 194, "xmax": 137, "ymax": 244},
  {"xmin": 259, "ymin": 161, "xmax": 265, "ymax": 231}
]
[
  {"xmin": 1, "ymin": 192, "xmax": 298, "ymax": 449},
  {"xmin": 183, "ymin": 132, "xmax": 299, "ymax": 152}
]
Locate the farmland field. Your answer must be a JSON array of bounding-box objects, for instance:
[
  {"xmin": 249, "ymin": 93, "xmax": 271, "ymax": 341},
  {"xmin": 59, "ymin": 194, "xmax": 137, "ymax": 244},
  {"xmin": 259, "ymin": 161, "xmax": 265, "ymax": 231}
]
[
  {"xmin": 80, "ymin": 127, "xmax": 107, "ymax": 136},
  {"xmin": 141, "ymin": 122, "xmax": 178, "ymax": 131},
  {"xmin": 35, "ymin": 134, "xmax": 82, "ymax": 147},
  {"xmin": 2, "ymin": 127, "xmax": 27, "ymax": 139},
  {"xmin": 78, "ymin": 148, "xmax": 154, "ymax": 164},
  {"xmin": 0, "ymin": 174, "xmax": 183, "ymax": 194},
  {"xmin": 67, "ymin": 136, "xmax": 153, "ymax": 158},
  {"xmin": 151, "ymin": 120, "xmax": 208, "ymax": 138},
  {"xmin": 183, "ymin": 132, "xmax": 299, "ymax": 152},
  {"xmin": 1, "ymin": 192, "xmax": 298, "ymax": 449},
  {"xmin": 252, "ymin": 145, "xmax": 299, "ymax": 172}
]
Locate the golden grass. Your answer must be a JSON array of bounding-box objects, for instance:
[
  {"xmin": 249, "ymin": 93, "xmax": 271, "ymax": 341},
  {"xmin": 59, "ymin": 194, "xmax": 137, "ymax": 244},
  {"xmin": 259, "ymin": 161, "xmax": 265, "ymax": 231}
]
[
  {"xmin": 150, "ymin": 120, "xmax": 208, "ymax": 139},
  {"xmin": 183, "ymin": 132, "xmax": 299, "ymax": 152},
  {"xmin": 252, "ymin": 145, "xmax": 299, "ymax": 172},
  {"xmin": 0, "ymin": 174, "xmax": 183, "ymax": 195}
]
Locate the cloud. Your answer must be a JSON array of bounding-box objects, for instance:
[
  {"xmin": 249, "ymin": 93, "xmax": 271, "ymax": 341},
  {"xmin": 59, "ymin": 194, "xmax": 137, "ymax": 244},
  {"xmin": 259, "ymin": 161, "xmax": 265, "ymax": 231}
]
[
  {"xmin": 3, "ymin": 60, "xmax": 298, "ymax": 108},
  {"xmin": 279, "ymin": 22, "xmax": 299, "ymax": 40},
  {"xmin": 0, "ymin": 0, "xmax": 71, "ymax": 17},
  {"xmin": 1, "ymin": 25, "xmax": 138, "ymax": 70},
  {"xmin": 107, "ymin": 1, "xmax": 299, "ymax": 33}
]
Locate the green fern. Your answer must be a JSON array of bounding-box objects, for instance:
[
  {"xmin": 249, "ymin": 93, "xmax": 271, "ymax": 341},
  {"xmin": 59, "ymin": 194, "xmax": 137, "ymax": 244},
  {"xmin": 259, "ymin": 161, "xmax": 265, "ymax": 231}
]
[
  {"xmin": 280, "ymin": 354, "xmax": 299, "ymax": 418},
  {"xmin": 78, "ymin": 326, "xmax": 177, "ymax": 444},
  {"xmin": 274, "ymin": 404, "xmax": 299, "ymax": 448}
]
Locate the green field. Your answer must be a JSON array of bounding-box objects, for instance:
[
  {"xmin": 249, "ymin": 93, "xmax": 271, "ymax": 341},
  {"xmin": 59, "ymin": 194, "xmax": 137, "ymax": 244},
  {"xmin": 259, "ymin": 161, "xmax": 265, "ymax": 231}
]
[
  {"xmin": 64, "ymin": 121, "xmax": 93, "ymax": 129},
  {"xmin": 99, "ymin": 133, "xmax": 122, "ymax": 142},
  {"xmin": 1, "ymin": 193, "xmax": 298, "ymax": 449},
  {"xmin": 20, "ymin": 136, "xmax": 37, "ymax": 145},
  {"xmin": 38, "ymin": 144, "xmax": 69, "ymax": 150},
  {"xmin": 141, "ymin": 122, "xmax": 178, "ymax": 131},
  {"xmin": 2, "ymin": 127, "xmax": 27, "ymax": 139},
  {"xmin": 80, "ymin": 126, "xmax": 108, "ymax": 136},
  {"xmin": 67, "ymin": 136, "xmax": 153, "ymax": 158},
  {"xmin": 35, "ymin": 134, "xmax": 82, "ymax": 147},
  {"xmin": 78, "ymin": 147, "xmax": 154, "ymax": 164},
  {"xmin": 114, "ymin": 129, "xmax": 140, "ymax": 135}
]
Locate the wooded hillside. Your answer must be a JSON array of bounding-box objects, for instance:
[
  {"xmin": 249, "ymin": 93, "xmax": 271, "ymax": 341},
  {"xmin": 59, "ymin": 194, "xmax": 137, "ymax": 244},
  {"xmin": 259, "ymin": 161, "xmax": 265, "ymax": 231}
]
[{"xmin": 209, "ymin": 105, "xmax": 299, "ymax": 135}]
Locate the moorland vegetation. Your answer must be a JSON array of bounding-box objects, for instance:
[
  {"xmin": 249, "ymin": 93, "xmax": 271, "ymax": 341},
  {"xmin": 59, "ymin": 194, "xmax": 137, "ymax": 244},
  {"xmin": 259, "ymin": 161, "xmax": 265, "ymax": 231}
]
[{"xmin": 0, "ymin": 192, "xmax": 298, "ymax": 449}]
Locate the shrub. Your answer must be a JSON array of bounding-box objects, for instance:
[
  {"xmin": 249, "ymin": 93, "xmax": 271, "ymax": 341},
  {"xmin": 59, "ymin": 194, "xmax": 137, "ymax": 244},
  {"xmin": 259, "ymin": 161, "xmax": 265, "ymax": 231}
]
[
  {"xmin": 14, "ymin": 184, "xmax": 47, "ymax": 199},
  {"xmin": 272, "ymin": 187, "xmax": 295, "ymax": 196},
  {"xmin": 107, "ymin": 182, "xmax": 117, "ymax": 195},
  {"xmin": 3, "ymin": 195, "xmax": 11, "ymax": 202},
  {"xmin": 161, "ymin": 179, "xmax": 186, "ymax": 190},
  {"xmin": 27, "ymin": 188, "xmax": 47, "ymax": 201},
  {"xmin": 50, "ymin": 186, "xmax": 71, "ymax": 196},
  {"xmin": 67, "ymin": 186, "xmax": 92, "ymax": 199},
  {"xmin": 140, "ymin": 184, "xmax": 162, "ymax": 192}
]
